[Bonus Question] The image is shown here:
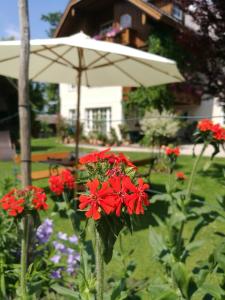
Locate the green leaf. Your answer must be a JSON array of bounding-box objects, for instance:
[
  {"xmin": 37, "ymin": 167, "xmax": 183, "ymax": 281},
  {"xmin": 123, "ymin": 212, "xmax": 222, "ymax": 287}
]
[
  {"xmin": 201, "ymin": 283, "xmax": 225, "ymax": 299},
  {"xmin": 169, "ymin": 212, "xmax": 186, "ymax": 229},
  {"xmin": 96, "ymin": 215, "xmax": 124, "ymax": 264},
  {"xmin": 203, "ymin": 160, "xmax": 212, "ymax": 171},
  {"xmin": 172, "ymin": 262, "xmax": 197, "ymax": 299},
  {"xmin": 51, "ymin": 284, "xmax": 80, "ymax": 299},
  {"xmin": 56, "ymin": 202, "xmax": 67, "ymax": 211},
  {"xmin": 150, "ymin": 193, "xmax": 172, "ymax": 204},
  {"xmin": 186, "ymin": 240, "xmax": 205, "ymax": 253},
  {"xmin": 155, "ymin": 290, "xmax": 179, "ymax": 300},
  {"xmin": 148, "ymin": 281, "xmax": 179, "ymax": 300},
  {"xmin": 149, "ymin": 227, "xmax": 167, "ymax": 255}
]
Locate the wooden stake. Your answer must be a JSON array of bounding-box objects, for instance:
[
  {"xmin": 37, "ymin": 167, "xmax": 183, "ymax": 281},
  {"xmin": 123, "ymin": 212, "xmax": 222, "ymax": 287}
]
[
  {"xmin": 75, "ymin": 49, "xmax": 83, "ymax": 166},
  {"xmin": 18, "ymin": 0, "xmax": 31, "ymax": 187}
]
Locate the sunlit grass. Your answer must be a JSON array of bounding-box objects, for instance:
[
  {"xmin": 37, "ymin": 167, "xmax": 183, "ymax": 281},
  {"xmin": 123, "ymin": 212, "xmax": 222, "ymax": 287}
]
[{"xmin": 0, "ymin": 137, "xmax": 224, "ymax": 298}]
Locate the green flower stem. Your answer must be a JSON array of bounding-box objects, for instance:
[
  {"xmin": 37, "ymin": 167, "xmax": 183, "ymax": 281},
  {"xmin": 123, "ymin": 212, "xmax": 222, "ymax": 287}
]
[
  {"xmin": 186, "ymin": 142, "xmax": 208, "ymax": 201},
  {"xmin": 0, "ymin": 255, "xmax": 6, "ymax": 299},
  {"xmin": 176, "ymin": 143, "xmax": 208, "ymax": 258},
  {"xmin": 20, "ymin": 216, "xmax": 29, "ymax": 300},
  {"xmin": 95, "ymin": 227, "xmax": 104, "ymax": 300},
  {"xmin": 62, "ymin": 191, "xmax": 77, "ymax": 234}
]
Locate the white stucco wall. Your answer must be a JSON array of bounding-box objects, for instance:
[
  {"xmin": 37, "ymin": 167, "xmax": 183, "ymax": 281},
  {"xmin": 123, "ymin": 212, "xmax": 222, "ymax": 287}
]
[
  {"xmin": 60, "ymin": 84, "xmax": 123, "ymax": 139},
  {"xmin": 176, "ymin": 98, "xmax": 224, "ymax": 125}
]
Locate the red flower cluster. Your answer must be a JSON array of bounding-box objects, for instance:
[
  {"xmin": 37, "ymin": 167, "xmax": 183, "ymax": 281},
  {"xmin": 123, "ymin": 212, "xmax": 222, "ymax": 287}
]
[
  {"xmin": 164, "ymin": 146, "xmax": 180, "ymax": 157},
  {"xmin": 79, "ymin": 149, "xmax": 150, "ymax": 220},
  {"xmin": 79, "ymin": 148, "xmax": 136, "ymax": 169},
  {"xmin": 0, "ymin": 186, "xmax": 48, "ymax": 217},
  {"xmin": 197, "ymin": 119, "xmax": 213, "ymax": 132},
  {"xmin": 79, "ymin": 176, "xmax": 149, "ymax": 220},
  {"xmin": 176, "ymin": 171, "xmax": 186, "ymax": 181},
  {"xmin": 49, "ymin": 169, "xmax": 75, "ymax": 196},
  {"xmin": 197, "ymin": 119, "xmax": 225, "ymax": 142}
]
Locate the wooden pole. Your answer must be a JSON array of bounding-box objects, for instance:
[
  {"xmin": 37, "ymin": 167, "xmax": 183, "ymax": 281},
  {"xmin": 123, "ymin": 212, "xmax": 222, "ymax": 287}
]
[
  {"xmin": 75, "ymin": 49, "xmax": 83, "ymax": 166},
  {"xmin": 18, "ymin": 0, "xmax": 31, "ymax": 187}
]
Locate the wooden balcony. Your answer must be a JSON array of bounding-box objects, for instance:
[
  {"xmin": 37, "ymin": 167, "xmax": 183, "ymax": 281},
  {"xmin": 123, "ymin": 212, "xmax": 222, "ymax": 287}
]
[
  {"xmin": 97, "ymin": 28, "xmax": 138, "ymax": 47},
  {"xmin": 171, "ymin": 83, "xmax": 202, "ymax": 106}
]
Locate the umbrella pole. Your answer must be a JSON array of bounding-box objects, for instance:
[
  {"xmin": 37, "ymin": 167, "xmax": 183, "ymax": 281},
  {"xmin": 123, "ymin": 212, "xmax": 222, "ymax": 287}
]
[{"xmin": 75, "ymin": 68, "xmax": 82, "ymax": 166}]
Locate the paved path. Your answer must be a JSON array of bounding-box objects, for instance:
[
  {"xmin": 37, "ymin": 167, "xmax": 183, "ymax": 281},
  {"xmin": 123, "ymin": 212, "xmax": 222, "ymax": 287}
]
[{"xmin": 67, "ymin": 143, "xmax": 225, "ymax": 158}]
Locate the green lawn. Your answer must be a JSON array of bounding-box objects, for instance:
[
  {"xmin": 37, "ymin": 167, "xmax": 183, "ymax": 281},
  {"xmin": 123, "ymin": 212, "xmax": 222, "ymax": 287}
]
[{"xmin": 0, "ymin": 138, "xmax": 224, "ymax": 299}]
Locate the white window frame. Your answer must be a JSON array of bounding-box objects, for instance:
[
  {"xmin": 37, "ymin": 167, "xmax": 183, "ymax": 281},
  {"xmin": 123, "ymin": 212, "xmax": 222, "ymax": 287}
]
[{"xmin": 86, "ymin": 107, "xmax": 111, "ymax": 134}]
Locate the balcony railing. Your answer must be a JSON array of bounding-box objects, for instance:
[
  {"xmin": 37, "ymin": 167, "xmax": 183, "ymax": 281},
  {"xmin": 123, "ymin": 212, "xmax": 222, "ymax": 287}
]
[{"xmin": 93, "ymin": 27, "xmax": 136, "ymax": 47}]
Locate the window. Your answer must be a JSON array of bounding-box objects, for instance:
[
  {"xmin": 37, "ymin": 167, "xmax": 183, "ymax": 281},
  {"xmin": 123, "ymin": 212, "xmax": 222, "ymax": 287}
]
[
  {"xmin": 120, "ymin": 14, "xmax": 132, "ymax": 29},
  {"xmin": 172, "ymin": 5, "xmax": 183, "ymax": 21},
  {"xmin": 69, "ymin": 109, "xmax": 76, "ymax": 125},
  {"xmin": 99, "ymin": 20, "xmax": 113, "ymax": 35},
  {"xmin": 86, "ymin": 107, "xmax": 111, "ymax": 134}
]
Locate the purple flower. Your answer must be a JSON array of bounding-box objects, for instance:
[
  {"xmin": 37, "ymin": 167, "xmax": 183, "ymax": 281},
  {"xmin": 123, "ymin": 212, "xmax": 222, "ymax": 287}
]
[
  {"xmin": 36, "ymin": 219, "xmax": 53, "ymax": 244},
  {"xmin": 51, "ymin": 269, "xmax": 61, "ymax": 279},
  {"xmin": 53, "ymin": 241, "xmax": 67, "ymax": 253},
  {"xmin": 50, "ymin": 254, "xmax": 61, "ymax": 264},
  {"xmin": 67, "ymin": 248, "xmax": 75, "ymax": 255},
  {"xmin": 66, "ymin": 266, "xmax": 75, "ymax": 275},
  {"xmin": 67, "ymin": 254, "xmax": 77, "ymax": 265},
  {"xmin": 57, "ymin": 232, "xmax": 68, "ymax": 240},
  {"xmin": 69, "ymin": 235, "xmax": 78, "ymax": 244},
  {"xmin": 74, "ymin": 253, "xmax": 81, "ymax": 262},
  {"xmin": 67, "ymin": 253, "xmax": 80, "ymax": 266}
]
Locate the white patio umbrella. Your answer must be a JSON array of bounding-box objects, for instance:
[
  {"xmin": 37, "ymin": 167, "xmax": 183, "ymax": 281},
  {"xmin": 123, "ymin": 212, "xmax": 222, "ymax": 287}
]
[{"xmin": 0, "ymin": 32, "xmax": 184, "ymax": 163}]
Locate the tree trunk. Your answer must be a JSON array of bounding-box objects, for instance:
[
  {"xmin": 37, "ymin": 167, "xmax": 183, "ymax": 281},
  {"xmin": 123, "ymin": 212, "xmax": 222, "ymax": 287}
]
[{"xmin": 18, "ymin": 0, "xmax": 31, "ymax": 187}]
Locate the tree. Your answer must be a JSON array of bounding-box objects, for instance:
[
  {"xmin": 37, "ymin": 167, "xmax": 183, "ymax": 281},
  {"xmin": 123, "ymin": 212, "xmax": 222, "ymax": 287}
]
[
  {"xmin": 41, "ymin": 12, "xmax": 62, "ymax": 37},
  {"xmin": 124, "ymin": 25, "xmax": 190, "ymax": 117},
  {"xmin": 40, "ymin": 12, "xmax": 62, "ymax": 114},
  {"xmin": 178, "ymin": 0, "xmax": 225, "ymax": 108}
]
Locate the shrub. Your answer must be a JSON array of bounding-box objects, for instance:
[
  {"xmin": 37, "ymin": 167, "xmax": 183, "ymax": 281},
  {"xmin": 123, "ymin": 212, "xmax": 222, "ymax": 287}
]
[{"xmin": 140, "ymin": 109, "xmax": 181, "ymax": 147}]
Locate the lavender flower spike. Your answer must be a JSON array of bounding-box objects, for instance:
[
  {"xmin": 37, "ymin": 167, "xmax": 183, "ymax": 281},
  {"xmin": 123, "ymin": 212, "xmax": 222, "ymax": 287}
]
[
  {"xmin": 57, "ymin": 232, "xmax": 68, "ymax": 241},
  {"xmin": 53, "ymin": 241, "xmax": 67, "ymax": 253},
  {"xmin": 36, "ymin": 218, "xmax": 53, "ymax": 244},
  {"xmin": 50, "ymin": 254, "xmax": 61, "ymax": 264},
  {"xmin": 69, "ymin": 235, "xmax": 78, "ymax": 244},
  {"xmin": 51, "ymin": 269, "xmax": 61, "ymax": 279}
]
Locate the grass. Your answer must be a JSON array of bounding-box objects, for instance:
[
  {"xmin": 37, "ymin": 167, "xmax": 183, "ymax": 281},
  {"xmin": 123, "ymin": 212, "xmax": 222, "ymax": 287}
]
[{"xmin": 0, "ymin": 138, "xmax": 224, "ymax": 299}]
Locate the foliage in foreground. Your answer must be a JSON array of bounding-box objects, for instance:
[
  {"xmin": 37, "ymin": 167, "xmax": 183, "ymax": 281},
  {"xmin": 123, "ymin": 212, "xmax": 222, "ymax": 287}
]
[{"xmin": 0, "ymin": 119, "xmax": 224, "ymax": 299}]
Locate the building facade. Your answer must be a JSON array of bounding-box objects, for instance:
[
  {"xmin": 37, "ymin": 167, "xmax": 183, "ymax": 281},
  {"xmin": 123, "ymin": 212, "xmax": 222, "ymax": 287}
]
[{"xmin": 56, "ymin": 0, "xmax": 224, "ymax": 140}]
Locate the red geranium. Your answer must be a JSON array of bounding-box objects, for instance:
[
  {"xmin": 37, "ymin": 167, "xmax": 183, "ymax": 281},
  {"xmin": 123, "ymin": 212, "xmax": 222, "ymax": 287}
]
[
  {"xmin": 164, "ymin": 146, "xmax": 180, "ymax": 157},
  {"xmin": 49, "ymin": 169, "xmax": 75, "ymax": 196},
  {"xmin": 78, "ymin": 150, "xmax": 150, "ymax": 220},
  {"xmin": 196, "ymin": 119, "xmax": 225, "ymax": 143},
  {"xmin": 79, "ymin": 148, "xmax": 136, "ymax": 169},
  {"xmin": 176, "ymin": 171, "xmax": 186, "ymax": 181},
  {"xmin": 0, "ymin": 186, "xmax": 48, "ymax": 217},
  {"xmin": 79, "ymin": 148, "xmax": 111, "ymax": 165},
  {"xmin": 126, "ymin": 178, "xmax": 150, "ymax": 215},
  {"xmin": 211, "ymin": 124, "xmax": 225, "ymax": 141},
  {"xmin": 197, "ymin": 119, "xmax": 213, "ymax": 132},
  {"xmin": 107, "ymin": 175, "xmax": 135, "ymax": 216},
  {"xmin": 79, "ymin": 179, "xmax": 114, "ymax": 220}
]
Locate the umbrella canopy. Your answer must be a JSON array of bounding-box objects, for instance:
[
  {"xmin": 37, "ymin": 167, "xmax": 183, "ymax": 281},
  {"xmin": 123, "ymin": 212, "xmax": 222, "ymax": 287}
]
[
  {"xmin": 0, "ymin": 32, "xmax": 184, "ymax": 162},
  {"xmin": 0, "ymin": 32, "xmax": 183, "ymax": 86}
]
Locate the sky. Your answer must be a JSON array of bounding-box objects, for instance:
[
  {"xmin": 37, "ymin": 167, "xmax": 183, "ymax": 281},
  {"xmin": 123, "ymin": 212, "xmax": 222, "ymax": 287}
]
[{"xmin": 0, "ymin": 0, "xmax": 69, "ymax": 39}]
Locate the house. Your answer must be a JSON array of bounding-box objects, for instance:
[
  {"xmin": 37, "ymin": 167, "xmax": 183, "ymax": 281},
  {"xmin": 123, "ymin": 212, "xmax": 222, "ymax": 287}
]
[{"xmin": 55, "ymin": 0, "xmax": 224, "ymax": 141}]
